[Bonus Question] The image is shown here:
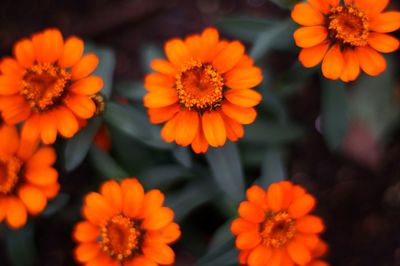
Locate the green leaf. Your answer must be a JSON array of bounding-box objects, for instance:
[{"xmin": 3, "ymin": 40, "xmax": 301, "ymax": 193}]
[
  {"xmin": 85, "ymin": 43, "xmax": 116, "ymax": 99},
  {"xmin": 114, "ymin": 81, "xmax": 145, "ymax": 101},
  {"xmin": 244, "ymin": 120, "xmax": 304, "ymax": 145},
  {"xmin": 89, "ymin": 145, "xmax": 129, "ymax": 179},
  {"xmin": 42, "ymin": 193, "xmax": 70, "ymax": 217},
  {"xmin": 172, "ymin": 146, "xmax": 192, "ymax": 168},
  {"xmin": 259, "ymin": 147, "xmax": 286, "ymax": 188},
  {"xmin": 5, "ymin": 223, "xmax": 37, "ymax": 266},
  {"xmin": 140, "ymin": 165, "xmax": 193, "ymax": 189},
  {"xmin": 140, "ymin": 44, "xmax": 164, "ymax": 73},
  {"xmin": 197, "ymin": 248, "xmax": 238, "ymax": 266},
  {"xmin": 205, "ymin": 142, "xmax": 245, "ymax": 202},
  {"xmin": 166, "ymin": 178, "xmax": 220, "ymax": 222},
  {"xmin": 321, "ymin": 79, "xmax": 348, "ymax": 151},
  {"xmin": 64, "ymin": 117, "xmax": 102, "ymax": 172},
  {"xmin": 216, "ymin": 16, "xmax": 276, "ymax": 42},
  {"xmin": 103, "ymin": 102, "xmax": 171, "ymax": 149},
  {"xmin": 269, "ymin": 0, "xmax": 299, "ymax": 9},
  {"xmin": 250, "ymin": 19, "xmax": 296, "ymax": 60}
]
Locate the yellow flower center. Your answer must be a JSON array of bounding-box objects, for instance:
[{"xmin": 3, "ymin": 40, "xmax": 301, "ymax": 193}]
[
  {"xmin": 175, "ymin": 60, "xmax": 224, "ymax": 112},
  {"xmin": 328, "ymin": 5, "xmax": 369, "ymax": 47},
  {"xmin": 260, "ymin": 211, "xmax": 296, "ymax": 248},
  {"xmin": 21, "ymin": 63, "xmax": 71, "ymax": 111},
  {"xmin": 0, "ymin": 155, "xmax": 22, "ymax": 194},
  {"xmin": 100, "ymin": 214, "xmax": 143, "ymax": 262}
]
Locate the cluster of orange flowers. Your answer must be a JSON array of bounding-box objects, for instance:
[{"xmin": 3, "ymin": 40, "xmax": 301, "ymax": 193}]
[{"xmin": 0, "ymin": 0, "xmax": 399, "ymax": 264}]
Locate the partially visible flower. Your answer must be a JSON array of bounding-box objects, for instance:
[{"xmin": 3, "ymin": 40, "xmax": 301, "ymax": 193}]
[
  {"xmin": 144, "ymin": 27, "xmax": 263, "ymax": 153},
  {"xmin": 231, "ymin": 181, "xmax": 327, "ymax": 266},
  {"xmin": 292, "ymin": 0, "xmax": 400, "ymax": 82},
  {"xmin": 0, "ymin": 125, "xmax": 59, "ymax": 229},
  {"xmin": 94, "ymin": 124, "xmax": 112, "ymax": 151},
  {"xmin": 73, "ymin": 178, "xmax": 181, "ymax": 266},
  {"xmin": 0, "ymin": 28, "xmax": 103, "ymax": 144}
]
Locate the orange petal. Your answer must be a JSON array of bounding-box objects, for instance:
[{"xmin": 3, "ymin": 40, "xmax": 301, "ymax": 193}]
[
  {"xmin": 157, "ymin": 222, "xmax": 181, "ymax": 244},
  {"xmin": 18, "ymin": 185, "xmax": 47, "ymax": 215},
  {"xmin": 144, "ymin": 73, "xmax": 174, "ymax": 91},
  {"xmin": 142, "ymin": 241, "xmax": 175, "ymax": 265},
  {"xmin": 291, "ymin": 3, "xmax": 324, "ymax": 26},
  {"xmin": 138, "ymin": 189, "xmax": 165, "ymax": 219},
  {"xmin": 0, "ymin": 125, "xmax": 19, "ymax": 155},
  {"xmin": 164, "ymin": 39, "xmax": 191, "ymax": 68},
  {"xmin": 31, "ymin": 32, "xmax": 45, "ymax": 63},
  {"xmin": 64, "ymin": 94, "xmax": 96, "ymax": 119},
  {"xmin": 71, "ymin": 54, "xmax": 99, "ymax": 80},
  {"xmin": 127, "ymin": 255, "xmax": 158, "ymax": 266},
  {"xmin": 100, "ymin": 180, "xmax": 123, "ymax": 212},
  {"xmin": 0, "ymin": 58, "xmax": 24, "ymax": 78},
  {"xmin": 238, "ymin": 201, "xmax": 265, "ymax": 223},
  {"xmin": 225, "ymin": 89, "xmax": 262, "ymax": 108},
  {"xmin": 69, "ymin": 76, "xmax": 103, "ymax": 95},
  {"xmin": 370, "ymin": 11, "xmax": 400, "ymax": 33},
  {"xmin": 199, "ymin": 27, "xmax": 220, "ymax": 62},
  {"xmin": 308, "ymin": 0, "xmax": 330, "ymax": 14},
  {"xmin": 142, "ymin": 207, "xmax": 174, "ymax": 230},
  {"xmin": 1, "ymin": 100, "xmax": 31, "ymax": 125},
  {"xmin": 73, "ymin": 221, "xmax": 99, "ymax": 243},
  {"xmin": 236, "ymin": 230, "xmax": 262, "ymax": 250},
  {"xmin": 367, "ymin": 32, "xmax": 399, "ymax": 53},
  {"xmin": 58, "ymin": 36, "xmax": 84, "ymax": 68},
  {"xmin": 248, "ymin": 245, "xmax": 272, "ymax": 266},
  {"xmin": 280, "ymin": 181, "xmax": 294, "ymax": 209},
  {"xmin": 288, "ymin": 194, "xmax": 316, "ymax": 218},
  {"xmin": 201, "ymin": 111, "xmax": 226, "ymax": 147},
  {"xmin": 150, "ymin": 59, "xmax": 177, "ymax": 76},
  {"xmin": 185, "ymin": 34, "xmax": 202, "ymax": 59},
  {"xmin": 121, "ymin": 178, "xmax": 144, "ymax": 218},
  {"xmin": 266, "ymin": 183, "xmax": 284, "ymax": 212},
  {"xmin": 340, "ymin": 49, "xmax": 360, "ymax": 82},
  {"xmin": 84, "ymin": 192, "xmax": 114, "ymax": 223},
  {"xmin": 148, "ymin": 104, "xmax": 180, "ymax": 124},
  {"xmin": 296, "ymin": 215, "xmax": 325, "ymax": 233},
  {"xmin": 6, "ymin": 197, "xmax": 27, "ymax": 229},
  {"xmin": 175, "ymin": 110, "xmax": 199, "ymax": 146},
  {"xmin": 0, "ymin": 75, "xmax": 22, "ymax": 95},
  {"xmin": 143, "ymin": 89, "xmax": 179, "ymax": 108},
  {"xmin": 355, "ymin": 46, "xmax": 386, "ymax": 76},
  {"xmin": 13, "ymin": 39, "xmax": 35, "ymax": 68},
  {"xmin": 191, "ymin": 122, "xmax": 209, "ymax": 153},
  {"xmin": 25, "ymin": 166, "xmax": 58, "ymax": 186},
  {"xmin": 363, "ymin": 0, "xmax": 389, "ymax": 17},
  {"xmin": 225, "ymin": 67, "xmax": 263, "ymax": 90},
  {"xmin": 54, "ymin": 107, "xmax": 79, "ymax": 138},
  {"xmin": 221, "ymin": 102, "xmax": 257, "ymax": 125},
  {"xmin": 293, "ymin": 26, "xmax": 327, "ymax": 48},
  {"xmin": 321, "ymin": 44, "xmax": 344, "ymax": 80},
  {"xmin": 21, "ymin": 114, "xmax": 40, "ymax": 142},
  {"xmin": 221, "ymin": 113, "xmax": 244, "ymax": 142},
  {"xmin": 37, "ymin": 183, "xmax": 60, "ymax": 199},
  {"xmin": 41, "ymin": 29, "xmax": 64, "ymax": 63},
  {"xmin": 39, "ymin": 112, "xmax": 58, "ymax": 144},
  {"xmin": 212, "ymin": 41, "xmax": 245, "ymax": 73},
  {"xmin": 230, "ymin": 218, "xmax": 258, "ymax": 235},
  {"xmin": 74, "ymin": 243, "xmax": 99, "ymax": 263},
  {"xmin": 267, "ymin": 248, "xmax": 284, "ymax": 266},
  {"xmin": 160, "ymin": 113, "xmax": 179, "ymax": 143},
  {"xmin": 246, "ymin": 185, "xmax": 266, "ymax": 209},
  {"xmin": 298, "ymin": 42, "xmax": 329, "ymax": 68},
  {"xmin": 26, "ymin": 146, "xmax": 56, "ymax": 168},
  {"xmin": 239, "ymin": 250, "xmax": 251, "ymax": 264},
  {"xmin": 287, "ymin": 239, "xmax": 312, "ymax": 265}
]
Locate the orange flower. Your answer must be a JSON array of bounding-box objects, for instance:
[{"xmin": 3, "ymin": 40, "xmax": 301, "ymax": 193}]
[
  {"xmin": 94, "ymin": 124, "xmax": 112, "ymax": 151},
  {"xmin": 144, "ymin": 28, "xmax": 263, "ymax": 153},
  {"xmin": 231, "ymin": 181, "xmax": 327, "ymax": 266},
  {"xmin": 292, "ymin": 0, "xmax": 400, "ymax": 82},
  {"xmin": 0, "ymin": 124, "xmax": 59, "ymax": 229},
  {"xmin": 73, "ymin": 178, "xmax": 181, "ymax": 266},
  {"xmin": 0, "ymin": 28, "xmax": 103, "ymax": 144}
]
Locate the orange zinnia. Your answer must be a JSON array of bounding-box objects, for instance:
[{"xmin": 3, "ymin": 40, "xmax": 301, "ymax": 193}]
[
  {"xmin": 0, "ymin": 28, "xmax": 103, "ymax": 144},
  {"xmin": 231, "ymin": 181, "xmax": 327, "ymax": 266},
  {"xmin": 144, "ymin": 28, "xmax": 263, "ymax": 153},
  {"xmin": 292, "ymin": 0, "xmax": 400, "ymax": 82},
  {"xmin": 73, "ymin": 178, "xmax": 181, "ymax": 266},
  {"xmin": 0, "ymin": 124, "xmax": 59, "ymax": 229}
]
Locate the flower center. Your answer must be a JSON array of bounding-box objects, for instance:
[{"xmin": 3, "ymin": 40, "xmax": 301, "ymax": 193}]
[
  {"xmin": 0, "ymin": 155, "xmax": 22, "ymax": 194},
  {"xmin": 21, "ymin": 63, "xmax": 71, "ymax": 111},
  {"xmin": 100, "ymin": 214, "xmax": 143, "ymax": 262},
  {"xmin": 260, "ymin": 211, "xmax": 296, "ymax": 248},
  {"xmin": 175, "ymin": 60, "xmax": 224, "ymax": 112},
  {"xmin": 328, "ymin": 5, "xmax": 369, "ymax": 47}
]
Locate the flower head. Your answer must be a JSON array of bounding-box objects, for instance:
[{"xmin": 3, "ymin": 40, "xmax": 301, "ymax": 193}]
[
  {"xmin": 0, "ymin": 124, "xmax": 59, "ymax": 229},
  {"xmin": 231, "ymin": 181, "xmax": 327, "ymax": 266},
  {"xmin": 0, "ymin": 28, "xmax": 104, "ymax": 144},
  {"xmin": 144, "ymin": 28, "xmax": 263, "ymax": 153},
  {"xmin": 73, "ymin": 178, "xmax": 181, "ymax": 266},
  {"xmin": 292, "ymin": 0, "xmax": 400, "ymax": 82}
]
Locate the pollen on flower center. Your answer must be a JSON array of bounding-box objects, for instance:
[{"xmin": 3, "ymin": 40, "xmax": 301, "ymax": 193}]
[
  {"xmin": 175, "ymin": 60, "xmax": 224, "ymax": 112},
  {"xmin": 260, "ymin": 211, "xmax": 296, "ymax": 248},
  {"xmin": 21, "ymin": 63, "xmax": 71, "ymax": 111},
  {"xmin": 0, "ymin": 155, "xmax": 22, "ymax": 194},
  {"xmin": 328, "ymin": 5, "xmax": 369, "ymax": 47},
  {"xmin": 100, "ymin": 214, "xmax": 142, "ymax": 262}
]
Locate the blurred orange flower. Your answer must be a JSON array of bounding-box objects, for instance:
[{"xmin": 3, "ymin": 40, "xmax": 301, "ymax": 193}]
[
  {"xmin": 0, "ymin": 28, "xmax": 103, "ymax": 144},
  {"xmin": 94, "ymin": 124, "xmax": 112, "ymax": 151},
  {"xmin": 231, "ymin": 181, "xmax": 327, "ymax": 266},
  {"xmin": 73, "ymin": 178, "xmax": 181, "ymax": 266},
  {"xmin": 0, "ymin": 124, "xmax": 59, "ymax": 229},
  {"xmin": 144, "ymin": 28, "xmax": 263, "ymax": 153},
  {"xmin": 292, "ymin": 0, "xmax": 400, "ymax": 82}
]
